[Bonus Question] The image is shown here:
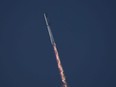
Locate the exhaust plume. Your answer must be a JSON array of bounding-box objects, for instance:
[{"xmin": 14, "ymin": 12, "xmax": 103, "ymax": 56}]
[{"xmin": 44, "ymin": 13, "xmax": 68, "ymax": 87}]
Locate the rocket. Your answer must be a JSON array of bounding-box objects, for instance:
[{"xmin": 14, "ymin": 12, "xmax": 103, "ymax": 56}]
[
  {"xmin": 44, "ymin": 13, "xmax": 68, "ymax": 87},
  {"xmin": 44, "ymin": 13, "xmax": 55, "ymax": 45}
]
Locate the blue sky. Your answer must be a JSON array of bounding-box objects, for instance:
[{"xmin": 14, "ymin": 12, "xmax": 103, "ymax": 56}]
[{"xmin": 0, "ymin": 0, "xmax": 116, "ymax": 87}]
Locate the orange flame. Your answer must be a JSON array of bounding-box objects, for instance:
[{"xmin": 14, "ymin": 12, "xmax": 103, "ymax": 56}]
[{"xmin": 53, "ymin": 44, "xmax": 68, "ymax": 87}]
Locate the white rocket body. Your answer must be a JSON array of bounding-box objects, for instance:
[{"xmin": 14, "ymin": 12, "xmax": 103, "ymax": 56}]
[{"xmin": 44, "ymin": 13, "xmax": 55, "ymax": 45}]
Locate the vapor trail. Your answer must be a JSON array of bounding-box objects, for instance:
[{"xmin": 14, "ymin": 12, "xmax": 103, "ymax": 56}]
[{"xmin": 44, "ymin": 13, "xmax": 68, "ymax": 87}]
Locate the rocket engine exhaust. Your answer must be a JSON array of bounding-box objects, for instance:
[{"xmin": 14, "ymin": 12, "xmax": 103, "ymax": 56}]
[
  {"xmin": 44, "ymin": 13, "xmax": 68, "ymax": 87},
  {"xmin": 53, "ymin": 45, "xmax": 68, "ymax": 87}
]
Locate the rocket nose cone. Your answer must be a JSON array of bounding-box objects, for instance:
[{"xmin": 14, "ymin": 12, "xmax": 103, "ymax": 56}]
[
  {"xmin": 44, "ymin": 13, "xmax": 45, "ymax": 16},
  {"xmin": 44, "ymin": 13, "xmax": 47, "ymax": 18}
]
